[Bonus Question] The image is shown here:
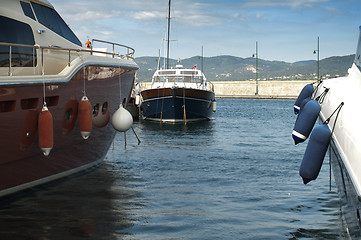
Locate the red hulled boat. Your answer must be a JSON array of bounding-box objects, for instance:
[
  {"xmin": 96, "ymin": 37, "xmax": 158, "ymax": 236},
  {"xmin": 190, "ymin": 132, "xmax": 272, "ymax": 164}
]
[{"xmin": 0, "ymin": 0, "xmax": 138, "ymax": 197}]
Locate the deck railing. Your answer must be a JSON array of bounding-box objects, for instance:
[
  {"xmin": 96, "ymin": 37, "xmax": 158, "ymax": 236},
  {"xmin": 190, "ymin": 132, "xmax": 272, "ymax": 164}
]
[
  {"xmin": 0, "ymin": 40, "xmax": 135, "ymax": 76},
  {"xmin": 91, "ymin": 39, "xmax": 135, "ymax": 58}
]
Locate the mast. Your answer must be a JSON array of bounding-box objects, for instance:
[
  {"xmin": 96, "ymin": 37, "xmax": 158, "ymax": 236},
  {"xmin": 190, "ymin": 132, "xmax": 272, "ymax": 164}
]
[
  {"xmin": 255, "ymin": 41, "xmax": 258, "ymax": 95},
  {"xmin": 166, "ymin": 0, "xmax": 171, "ymax": 69},
  {"xmin": 201, "ymin": 46, "xmax": 204, "ymax": 73}
]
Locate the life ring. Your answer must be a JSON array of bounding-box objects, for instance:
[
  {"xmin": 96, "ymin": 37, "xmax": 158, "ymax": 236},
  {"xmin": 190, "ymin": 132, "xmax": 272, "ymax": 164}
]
[{"xmin": 62, "ymin": 98, "xmax": 78, "ymax": 135}]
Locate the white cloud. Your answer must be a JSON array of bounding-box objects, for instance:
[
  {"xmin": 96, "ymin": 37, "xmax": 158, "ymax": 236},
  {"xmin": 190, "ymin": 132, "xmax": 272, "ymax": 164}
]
[
  {"xmin": 325, "ymin": 7, "xmax": 343, "ymax": 15},
  {"xmin": 133, "ymin": 11, "xmax": 165, "ymax": 20},
  {"xmin": 242, "ymin": 0, "xmax": 329, "ymax": 9}
]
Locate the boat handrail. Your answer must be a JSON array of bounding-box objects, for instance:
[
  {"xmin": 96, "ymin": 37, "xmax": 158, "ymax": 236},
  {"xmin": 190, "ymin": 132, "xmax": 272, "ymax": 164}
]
[
  {"xmin": 91, "ymin": 39, "xmax": 135, "ymax": 58},
  {"xmin": 0, "ymin": 41, "xmax": 135, "ymax": 76},
  {"xmin": 207, "ymin": 80, "xmax": 215, "ymax": 92}
]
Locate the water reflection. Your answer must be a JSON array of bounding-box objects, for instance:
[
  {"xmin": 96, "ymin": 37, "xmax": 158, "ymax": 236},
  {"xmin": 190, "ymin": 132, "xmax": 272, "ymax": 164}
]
[
  {"xmin": 138, "ymin": 119, "xmax": 216, "ymax": 134},
  {"xmin": 0, "ymin": 163, "xmax": 138, "ymax": 240}
]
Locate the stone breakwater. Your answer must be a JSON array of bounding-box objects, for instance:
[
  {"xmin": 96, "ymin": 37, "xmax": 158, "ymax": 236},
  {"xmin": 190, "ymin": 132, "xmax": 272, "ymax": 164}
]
[
  {"xmin": 212, "ymin": 80, "xmax": 314, "ymax": 99},
  {"xmin": 139, "ymin": 80, "xmax": 314, "ymax": 99}
]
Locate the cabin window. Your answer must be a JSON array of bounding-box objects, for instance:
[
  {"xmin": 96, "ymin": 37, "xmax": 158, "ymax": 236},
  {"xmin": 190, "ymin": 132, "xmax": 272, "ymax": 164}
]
[
  {"xmin": 0, "ymin": 16, "xmax": 36, "ymax": 67},
  {"xmin": 159, "ymin": 70, "xmax": 176, "ymax": 75},
  {"xmin": 20, "ymin": 1, "xmax": 36, "ymax": 21},
  {"xmin": 180, "ymin": 71, "xmax": 196, "ymax": 75},
  {"xmin": 31, "ymin": 3, "xmax": 82, "ymax": 46},
  {"xmin": 192, "ymin": 76, "xmax": 202, "ymax": 83}
]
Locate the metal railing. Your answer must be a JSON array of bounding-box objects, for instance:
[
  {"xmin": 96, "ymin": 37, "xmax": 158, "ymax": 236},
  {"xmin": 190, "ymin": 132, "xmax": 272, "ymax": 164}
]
[
  {"xmin": 91, "ymin": 39, "xmax": 135, "ymax": 58},
  {"xmin": 0, "ymin": 40, "xmax": 136, "ymax": 76}
]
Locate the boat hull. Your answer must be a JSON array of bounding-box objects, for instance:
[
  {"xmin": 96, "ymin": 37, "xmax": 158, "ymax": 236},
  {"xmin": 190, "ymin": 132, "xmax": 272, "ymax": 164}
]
[
  {"xmin": 329, "ymin": 140, "xmax": 361, "ymax": 238},
  {"xmin": 141, "ymin": 87, "xmax": 215, "ymax": 122},
  {"xmin": 0, "ymin": 65, "xmax": 136, "ymax": 197},
  {"xmin": 312, "ymin": 64, "xmax": 361, "ymax": 237}
]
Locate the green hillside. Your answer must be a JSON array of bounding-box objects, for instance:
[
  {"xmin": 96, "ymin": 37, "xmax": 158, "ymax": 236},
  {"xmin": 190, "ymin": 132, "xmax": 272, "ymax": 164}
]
[{"xmin": 135, "ymin": 54, "xmax": 355, "ymax": 82}]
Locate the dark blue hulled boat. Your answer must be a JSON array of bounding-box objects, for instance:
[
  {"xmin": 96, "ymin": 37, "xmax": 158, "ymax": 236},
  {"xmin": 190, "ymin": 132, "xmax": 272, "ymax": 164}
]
[
  {"xmin": 139, "ymin": 0, "xmax": 215, "ymax": 123},
  {"xmin": 140, "ymin": 63, "xmax": 216, "ymax": 123}
]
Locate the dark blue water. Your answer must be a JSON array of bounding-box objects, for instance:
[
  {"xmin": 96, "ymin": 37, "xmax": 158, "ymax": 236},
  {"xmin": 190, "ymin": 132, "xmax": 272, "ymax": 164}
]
[{"xmin": 0, "ymin": 99, "xmax": 349, "ymax": 239}]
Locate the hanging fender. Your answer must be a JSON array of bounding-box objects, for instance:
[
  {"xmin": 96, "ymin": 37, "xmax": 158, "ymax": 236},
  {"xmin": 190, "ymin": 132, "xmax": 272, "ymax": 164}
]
[
  {"xmin": 292, "ymin": 99, "xmax": 321, "ymax": 144},
  {"xmin": 298, "ymin": 97, "xmax": 311, "ymax": 114},
  {"xmin": 135, "ymin": 94, "xmax": 141, "ymax": 106},
  {"xmin": 38, "ymin": 106, "xmax": 53, "ymax": 156},
  {"xmin": 294, "ymin": 84, "xmax": 314, "ymax": 114},
  {"xmin": 78, "ymin": 96, "xmax": 92, "ymax": 139},
  {"xmin": 111, "ymin": 106, "xmax": 133, "ymax": 132},
  {"xmin": 299, "ymin": 124, "xmax": 331, "ymax": 184}
]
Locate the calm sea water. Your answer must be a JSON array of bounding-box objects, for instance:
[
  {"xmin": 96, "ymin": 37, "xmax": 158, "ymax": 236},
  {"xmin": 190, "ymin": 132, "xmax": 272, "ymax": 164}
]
[{"xmin": 0, "ymin": 98, "xmax": 350, "ymax": 239}]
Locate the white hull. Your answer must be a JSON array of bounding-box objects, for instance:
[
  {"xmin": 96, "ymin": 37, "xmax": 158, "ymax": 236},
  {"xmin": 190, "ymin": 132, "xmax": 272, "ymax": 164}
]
[{"xmin": 314, "ymin": 63, "xmax": 361, "ymax": 237}]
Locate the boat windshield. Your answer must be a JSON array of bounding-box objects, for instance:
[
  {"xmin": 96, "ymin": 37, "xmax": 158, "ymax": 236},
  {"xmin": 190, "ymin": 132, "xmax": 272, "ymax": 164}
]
[
  {"xmin": 153, "ymin": 70, "xmax": 204, "ymax": 83},
  {"xmin": 355, "ymin": 26, "xmax": 361, "ymax": 69},
  {"xmin": 31, "ymin": 2, "xmax": 82, "ymax": 46}
]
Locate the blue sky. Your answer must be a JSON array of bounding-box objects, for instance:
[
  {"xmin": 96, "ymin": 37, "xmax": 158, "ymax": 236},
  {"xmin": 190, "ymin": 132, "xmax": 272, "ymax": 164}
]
[{"xmin": 51, "ymin": 0, "xmax": 361, "ymax": 63}]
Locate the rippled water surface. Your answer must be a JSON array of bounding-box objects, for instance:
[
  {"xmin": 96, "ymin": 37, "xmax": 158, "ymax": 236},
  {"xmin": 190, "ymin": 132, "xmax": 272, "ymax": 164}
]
[{"xmin": 0, "ymin": 98, "xmax": 350, "ymax": 239}]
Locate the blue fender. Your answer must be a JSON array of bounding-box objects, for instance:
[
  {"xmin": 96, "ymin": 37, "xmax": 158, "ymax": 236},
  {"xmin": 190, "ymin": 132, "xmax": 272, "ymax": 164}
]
[
  {"xmin": 292, "ymin": 100, "xmax": 321, "ymax": 144},
  {"xmin": 294, "ymin": 84, "xmax": 314, "ymax": 114},
  {"xmin": 299, "ymin": 124, "xmax": 331, "ymax": 184},
  {"xmin": 298, "ymin": 97, "xmax": 311, "ymax": 114}
]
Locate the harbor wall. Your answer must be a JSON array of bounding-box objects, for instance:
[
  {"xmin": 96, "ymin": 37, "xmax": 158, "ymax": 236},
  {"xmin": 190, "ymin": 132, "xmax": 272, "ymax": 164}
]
[
  {"xmin": 212, "ymin": 80, "xmax": 314, "ymax": 99},
  {"xmin": 139, "ymin": 80, "xmax": 314, "ymax": 99}
]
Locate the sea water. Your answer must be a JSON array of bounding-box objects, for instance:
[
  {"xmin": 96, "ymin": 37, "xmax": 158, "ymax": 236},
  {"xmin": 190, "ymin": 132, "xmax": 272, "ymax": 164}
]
[{"xmin": 0, "ymin": 98, "xmax": 349, "ymax": 239}]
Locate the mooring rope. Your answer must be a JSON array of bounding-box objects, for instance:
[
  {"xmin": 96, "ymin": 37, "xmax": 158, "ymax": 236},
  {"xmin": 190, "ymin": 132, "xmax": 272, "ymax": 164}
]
[
  {"xmin": 41, "ymin": 48, "xmax": 47, "ymax": 107},
  {"xmin": 183, "ymin": 87, "xmax": 186, "ymax": 125},
  {"xmin": 315, "ymin": 87, "xmax": 330, "ymax": 104},
  {"xmin": 324, "ymin": 101, "xmax": 344, "ymax": 191}
]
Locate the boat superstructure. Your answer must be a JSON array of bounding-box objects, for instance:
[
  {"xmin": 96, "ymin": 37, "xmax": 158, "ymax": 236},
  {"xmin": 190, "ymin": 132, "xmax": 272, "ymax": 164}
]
[{"xmin": 0, "ymin": 0, "xmax": 138, "ymax": 197}]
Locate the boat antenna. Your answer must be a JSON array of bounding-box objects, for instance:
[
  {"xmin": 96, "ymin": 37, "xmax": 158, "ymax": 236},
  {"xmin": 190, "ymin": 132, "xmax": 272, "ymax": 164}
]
[
  {"xmin": 166, "ymin": 0, "xmax": 171, "ymax": 69},
  {"xmin": 201, "ymin": 46, "xmax": 204, "ymax": 73},
  {"xmin": 157, "ymin": 49, "xmax": 161, "ymax": 70},
  {"xmin": 158, "ymin": 20, "xmax": 167, "ymax": 70}
]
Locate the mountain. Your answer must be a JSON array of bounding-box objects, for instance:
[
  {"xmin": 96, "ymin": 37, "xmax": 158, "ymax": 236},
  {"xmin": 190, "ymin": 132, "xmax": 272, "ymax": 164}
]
[{"xmin": 135, "ymin": 54, "xmax": 355, "ymax": 82}]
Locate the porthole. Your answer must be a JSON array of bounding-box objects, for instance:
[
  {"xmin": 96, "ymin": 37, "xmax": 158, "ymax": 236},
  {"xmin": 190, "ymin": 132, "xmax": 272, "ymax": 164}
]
[
  {"xmin": 92, "ymin": 104, "xmax": 100, "ymax": 116},
  {"xmin": 102, "ymin": 102, "xmax": 108, "ymax": 113}
]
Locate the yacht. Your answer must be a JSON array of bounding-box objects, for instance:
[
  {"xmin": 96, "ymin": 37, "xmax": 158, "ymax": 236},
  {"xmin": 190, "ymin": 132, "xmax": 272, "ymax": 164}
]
[
  {"xmin": 140, "ymin": 0, "xmax": 215, "ymax": 123},
  {"xmin": 0, "ymin": 0, "xmax": 138, "ymax": 197}
]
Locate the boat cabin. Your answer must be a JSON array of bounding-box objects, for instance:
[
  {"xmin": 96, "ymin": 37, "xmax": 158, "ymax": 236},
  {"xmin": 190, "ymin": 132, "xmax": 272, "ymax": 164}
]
[
  {"xmin": 0, "ymin": 0, "xmax": 135, "ymax": 77},
  {"xmin": 153, "ymin": 69, "xmax": 205, "ymax": 83},
  {"xmin": 0, "ymin": 0, "xmax": 83, "ymax": 75},
  {"xmin": 151, "ymin": 68, "xmax": 209, "ymax": 90}
]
